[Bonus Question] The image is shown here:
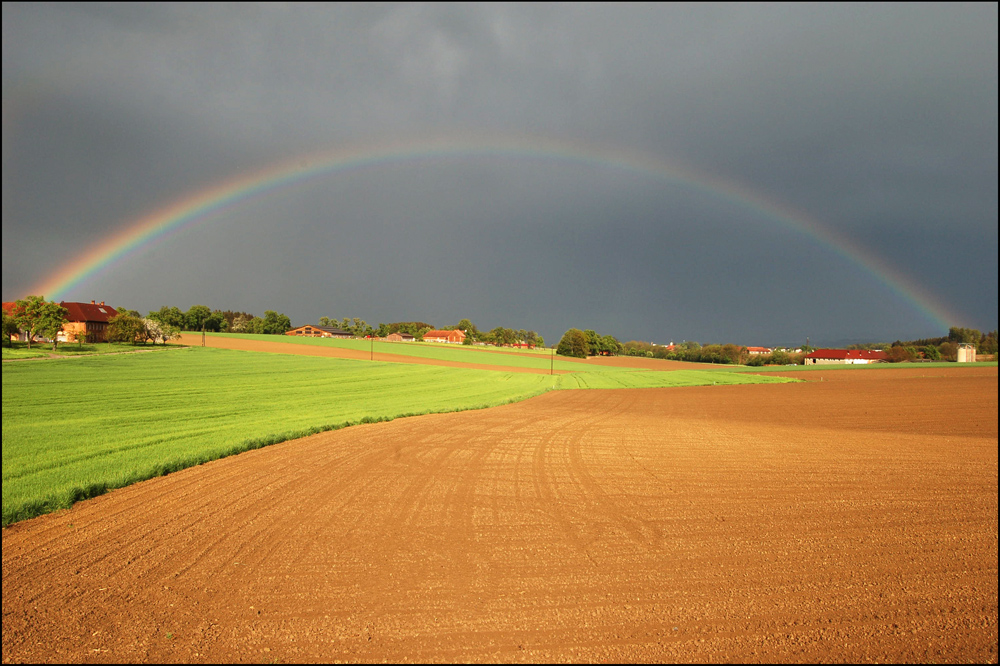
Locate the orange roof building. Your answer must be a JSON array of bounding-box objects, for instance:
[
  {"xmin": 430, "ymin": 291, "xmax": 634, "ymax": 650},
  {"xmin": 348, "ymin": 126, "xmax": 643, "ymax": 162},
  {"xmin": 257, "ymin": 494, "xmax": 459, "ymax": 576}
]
[
  {"xmin": 3, "ymin": 300, "xmax": 119, "ymax": 343},
  {"xmin": 422, "ymin": 329, "xmax": 466, "ymax": 343},
  {"xmin": 58, "ymin": 301, "xmax": 118, "ymax": 342}
]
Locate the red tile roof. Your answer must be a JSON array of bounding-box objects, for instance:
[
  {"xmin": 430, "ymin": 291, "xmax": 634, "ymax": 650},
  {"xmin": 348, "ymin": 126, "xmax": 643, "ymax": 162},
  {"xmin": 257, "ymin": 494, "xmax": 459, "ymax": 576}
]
[
  {"xmin": 805, "ymin": 348, "xmax": 888, "ymax": 360},
  {"xmin": 424, "ymin": 329, "xmax": 466, "ymax": 340},
  {"xmin": 59, "ymin": 301, "xmax": 118, "ymax": 323},
  {"xmin": 4, "ymin": 300, "xmax": 118, "ymax": 323}
]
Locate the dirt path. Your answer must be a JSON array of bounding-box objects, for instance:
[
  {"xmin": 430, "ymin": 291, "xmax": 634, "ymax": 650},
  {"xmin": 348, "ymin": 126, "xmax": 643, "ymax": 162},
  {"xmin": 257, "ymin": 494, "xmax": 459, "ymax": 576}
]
[{"xmin": 2, "ymin": 369, "xmax": 997, "ymax": 663}]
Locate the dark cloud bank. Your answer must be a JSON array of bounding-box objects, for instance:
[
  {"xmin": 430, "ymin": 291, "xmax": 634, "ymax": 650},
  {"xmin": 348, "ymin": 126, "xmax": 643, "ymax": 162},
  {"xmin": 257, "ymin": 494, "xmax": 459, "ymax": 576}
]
[{"xmin": 3, "ymin": 3, "xmax": 996, "ymax": 346}]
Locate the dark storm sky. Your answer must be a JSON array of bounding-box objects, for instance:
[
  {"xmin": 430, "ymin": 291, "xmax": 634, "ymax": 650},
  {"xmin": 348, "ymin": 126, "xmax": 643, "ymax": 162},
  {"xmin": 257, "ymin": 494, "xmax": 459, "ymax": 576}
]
[{"xmin": 3, "ymin": 3, "xmax": 996, "ymax": 346}]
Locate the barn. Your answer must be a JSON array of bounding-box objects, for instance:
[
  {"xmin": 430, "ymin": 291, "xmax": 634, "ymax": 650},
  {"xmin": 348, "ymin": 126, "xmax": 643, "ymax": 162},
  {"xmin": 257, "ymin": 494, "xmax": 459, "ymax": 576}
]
[
  {"xmin": 423, "ymin": 329, "xmax": 466, "ymax": 344},
  {"xmin": 804, "ymin": 349, "xmax": 888, "ymax": 365},
  {"xmin": 286, "ymin": 325, "xmax": 353, "ymax": 338}
]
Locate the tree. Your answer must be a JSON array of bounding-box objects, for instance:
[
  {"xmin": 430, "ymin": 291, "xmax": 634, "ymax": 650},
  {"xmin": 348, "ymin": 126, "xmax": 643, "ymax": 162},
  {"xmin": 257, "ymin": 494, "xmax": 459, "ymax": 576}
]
[
  {"xmin": 262, "ymin": 310, "xmax": 292, "ymax": 334},
  {"xmin": 148, "ymin": 306, "xmax": 186, "ymax": 330},
  {"xmin": 886, "ymin": 345, "xmax": 915, "ymax": 363},
  {"xmin": 218, "ymin": 310, "xmax": 254, "ymax": 331},
  {"xmin": 980, "ymin": 331, "xmax": 998, "ymax": 355},
  {"xmin": 11, "ymin": 296, "xmax": 68, "ymax": 351},
  {"xmin": 457, "ymin": 318, "xmax": 477, "ymax": 336},
  {"xmin": 206, "ymin": 310, "xmax": 227, "ymax": 332},
  {"xmin": 143, "ymin": 318, "xmax": 180, "ymax": 345},
  {"xmin": 948, "ymin": 327, "xmax": 982, "ymax": 345},
  {"xmin": 107, "ymin": 312, "xmax": 147, "ymax": 345},
  {"xmin": 389, "ymin": 321, "xmax": 435, "ymax": 337},
  {"xmin": 557, "ymin": 328, "xmax": 589, "ymax": 358},
  {"xmin": 601, "ymin": 334, "xmax": 622, "ymax": 356},
  {"xmin": 185, "ymin": 305, "xmax": 213, "ymax": 331},
  {"xmin": 720, "ymin": 344, "xmax": 745, "ymax": 365},
  {"xmin": 2, "ymin": 310, "xmax": 19, "ymax": 347},
  {"xmin": 243, "ymin": 316, "xmax": 267, "ymax": 334},
  {"xmin": 487, "ymin": 326, "xmax": 516, "ymax": 347},
  {"xmin": 921, "ymin": 345, "xmax": 941, "ymax": 361},
  {"xmin": 770, "ymin": 350, "xmax": 792, "ymax": 365}
]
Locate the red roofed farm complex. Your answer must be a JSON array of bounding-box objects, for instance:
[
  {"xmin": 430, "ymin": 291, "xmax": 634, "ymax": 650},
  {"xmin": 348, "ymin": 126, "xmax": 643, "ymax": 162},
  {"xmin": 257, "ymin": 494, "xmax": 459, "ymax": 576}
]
[
  {"xmin": 422, "ymin": 329, "xmax": 466, "ymax": 344},
  {"xmin": 804, "ymin": 348, "xmax": 888, "ymax": 365},
  {"xmin": 58, "ymin": 301, "xmax": 119, "ymax": 343},
  {"xmin": 3, "ymin": 300, "xmax": 118, "ymax": 343}
]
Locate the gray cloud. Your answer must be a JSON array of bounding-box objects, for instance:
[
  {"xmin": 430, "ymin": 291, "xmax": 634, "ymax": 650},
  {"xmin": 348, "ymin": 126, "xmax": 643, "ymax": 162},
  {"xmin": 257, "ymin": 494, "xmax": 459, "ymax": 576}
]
[{"xmin": 3, "ymin": 3, "xmax": 996, "ymax": 345}]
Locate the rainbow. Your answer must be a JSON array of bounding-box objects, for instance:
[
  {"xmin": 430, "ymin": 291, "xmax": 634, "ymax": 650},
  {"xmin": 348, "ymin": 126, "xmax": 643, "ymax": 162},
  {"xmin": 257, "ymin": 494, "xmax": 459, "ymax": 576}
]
[{"xmin": 31, "ymin": 133, "xmax": 959, "ymax": 330}]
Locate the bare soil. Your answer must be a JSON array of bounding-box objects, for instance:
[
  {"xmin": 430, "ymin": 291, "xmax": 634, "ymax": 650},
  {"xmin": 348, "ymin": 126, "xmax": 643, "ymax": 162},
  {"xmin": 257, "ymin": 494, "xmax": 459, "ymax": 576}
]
[{"xmin": 2, "ymin": 367, "xmax": 997, "ymax": 663}]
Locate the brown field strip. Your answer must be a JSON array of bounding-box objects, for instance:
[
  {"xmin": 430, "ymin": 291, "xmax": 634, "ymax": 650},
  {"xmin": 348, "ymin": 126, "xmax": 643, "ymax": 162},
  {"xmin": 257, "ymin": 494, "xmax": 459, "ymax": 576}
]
[{"xmin": 2, "ymin": 369, "xmax": 997, "ymax": 663}]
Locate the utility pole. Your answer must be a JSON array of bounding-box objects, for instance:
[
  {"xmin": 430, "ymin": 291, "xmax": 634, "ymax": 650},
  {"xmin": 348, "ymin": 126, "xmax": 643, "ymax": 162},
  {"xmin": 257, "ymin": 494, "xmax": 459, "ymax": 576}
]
[{"xmin": 551, "ymin": 347, "xmax": 554, "ymax": 375}]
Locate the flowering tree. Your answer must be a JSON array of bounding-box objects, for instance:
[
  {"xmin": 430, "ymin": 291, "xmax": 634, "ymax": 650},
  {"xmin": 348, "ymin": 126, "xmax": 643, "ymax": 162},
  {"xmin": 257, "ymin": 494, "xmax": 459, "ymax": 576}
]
[{"xmin": 142, "ymin": 318, "xmax": 180, "ymax": 345}]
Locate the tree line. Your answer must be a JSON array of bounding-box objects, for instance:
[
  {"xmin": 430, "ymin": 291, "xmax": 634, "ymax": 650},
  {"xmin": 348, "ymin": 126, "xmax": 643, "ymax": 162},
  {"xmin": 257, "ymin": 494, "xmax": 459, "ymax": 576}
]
[
  {"xmin": 619, "ymin": 339, "xmax": 766, "ymax": 365},
  {"xmin": 315, "ymin": 315, "xmax": 544, "ymax": 347},
  {"xmin": 847, "ymin": 327, "xmax": 998, "ymax": 362},
  {"xmin": 143, "ymin": 305, "xmax": 292, "ymax": 335},
  {"xmin": 110, "ymin": 305, "xmax": 292, "ymax": 343},
  {"xmin": 556, "ymin": 329, "xmax": 623, "ymax": 358},
  {"xmin": 449, "ymin": 318, "xmax": 543, "ymax": 347}
]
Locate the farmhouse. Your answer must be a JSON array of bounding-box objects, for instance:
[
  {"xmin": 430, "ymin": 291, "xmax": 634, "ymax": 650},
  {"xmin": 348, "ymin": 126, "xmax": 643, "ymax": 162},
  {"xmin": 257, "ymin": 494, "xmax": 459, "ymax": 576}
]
[
  {"xmin": 4, "ymin": 300, "xmax": 120, "ymax": 343},
  {"xmin": 286, "ymin": 325, "xmax": 353, "ymax": 338},
  {"xmin": 423, "ymin": 329, "xmax": 466, "ymax": 344},
  {"xmin": 747, "ymin": 346, "xmax": 772, "ymax": 355},
  {"xmin": 384, "ymin": 332, "xmax": 415, "ymax": 342},
  {"xmin": 804, "ymin": 348, "xmax": 888, "ymax": 365},
  {"xmin": 58, "ymin": 301, "xmax": 119, "ymax": 343}
]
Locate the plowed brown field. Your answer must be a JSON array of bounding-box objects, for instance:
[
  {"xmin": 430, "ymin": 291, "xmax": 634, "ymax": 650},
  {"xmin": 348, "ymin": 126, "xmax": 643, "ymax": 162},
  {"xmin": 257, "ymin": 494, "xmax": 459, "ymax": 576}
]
[{"xmin": 3, "ymin": 368, "xmax": 997, "ymax": 663}]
